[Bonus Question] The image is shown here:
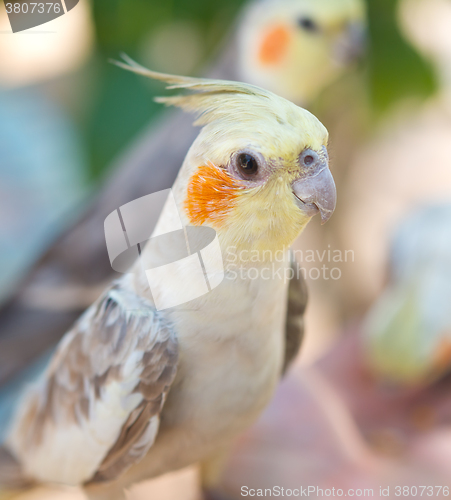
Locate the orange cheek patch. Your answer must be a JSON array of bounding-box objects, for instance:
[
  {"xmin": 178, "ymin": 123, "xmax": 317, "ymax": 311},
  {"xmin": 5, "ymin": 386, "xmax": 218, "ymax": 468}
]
[
  {"xmin": 258, "ymin": 25, "xmax": 291, "ymax": 65},
  {"xmin": 185, "ymin": 163, "xmax": 243, "ymax": 227}
]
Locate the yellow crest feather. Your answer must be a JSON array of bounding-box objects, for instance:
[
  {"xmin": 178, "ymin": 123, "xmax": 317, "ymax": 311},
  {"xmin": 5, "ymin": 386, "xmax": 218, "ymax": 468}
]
[
  {"xmin": 112, "ymin": 54, "xmax": 329, "ymax": 155},
  {"xmin": 112, "ymin": 54, "xmax": 300, "ymax": 127}
]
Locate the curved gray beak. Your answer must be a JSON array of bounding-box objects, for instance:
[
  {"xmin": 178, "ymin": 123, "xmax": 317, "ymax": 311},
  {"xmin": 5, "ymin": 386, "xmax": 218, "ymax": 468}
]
[
  {"xmin": 292, "ymin": 147, "xmax": 337, "ymax": 224},
  {"xmin": 334, "ymin": 22, "xmax": 367, "ymax": 65}
]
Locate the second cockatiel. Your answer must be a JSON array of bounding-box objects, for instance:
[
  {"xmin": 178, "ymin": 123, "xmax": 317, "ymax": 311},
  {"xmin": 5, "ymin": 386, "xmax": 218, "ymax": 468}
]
[
  {"xmin": 0, "ymin": 0, "xmax": 365, "ymax": 386},
  {"xmin": 238, "ymin": 0, "xmax": 365, "ymax": 104},
  {"xmin": 364, "ymin": 205, "xmax": 451, "ymax": 387},
  {"xmin": 0, "ymin": 65, "xmax": 336, "ymax": 499}
]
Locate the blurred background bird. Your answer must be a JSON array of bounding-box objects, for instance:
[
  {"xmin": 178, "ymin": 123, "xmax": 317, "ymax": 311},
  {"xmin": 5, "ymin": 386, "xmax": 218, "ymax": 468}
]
[
  {"xmin": 235, "ymin": 0, "xmax": 366, "ymax": 105},
  {"xmin": 363, "ymin": 204, "xmax": 451, "ymax": 387},
  {"xmin": 337, "ymin": 0, "xmax": 451, "ymax": 319},
  {"xmin": 0, "ymin": 0, "xmax": 367, "ymax": 386},
  {"xmin": 0, "ymin": 64, "xmax": 334, "ymax": 500}
]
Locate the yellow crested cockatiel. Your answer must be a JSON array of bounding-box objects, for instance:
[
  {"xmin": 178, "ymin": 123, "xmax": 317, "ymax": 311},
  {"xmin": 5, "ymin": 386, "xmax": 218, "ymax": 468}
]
[
  {"xmin": 0, "ymin": 63, "xmax": 336, "ymax": 499},
  {"xmin": 0, "ymin": 0, "xmax": 365, "ymax": 387}
]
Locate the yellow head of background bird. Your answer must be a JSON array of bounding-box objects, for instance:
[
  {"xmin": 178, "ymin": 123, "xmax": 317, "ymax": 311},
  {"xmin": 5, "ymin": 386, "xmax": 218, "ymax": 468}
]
[{"xmin": 236, "ymin": 0, "xmax": 366, "ymax": 104}]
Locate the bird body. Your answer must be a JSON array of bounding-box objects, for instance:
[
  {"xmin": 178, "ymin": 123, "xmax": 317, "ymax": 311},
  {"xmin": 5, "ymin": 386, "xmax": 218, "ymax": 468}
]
[
  {"xmin": 8, "ymin": 266, "xmax": 287, "ymax": 486},
  {"xmin": 125, "ymin": 260, "xmax": 288, "ymax": 481},
  {"xmin": 1, "ymin": 66, "xmax": 335, "ymax": 498}
]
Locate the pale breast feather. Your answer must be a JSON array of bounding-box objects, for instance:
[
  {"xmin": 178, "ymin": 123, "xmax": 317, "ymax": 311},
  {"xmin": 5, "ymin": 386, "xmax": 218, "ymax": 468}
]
[{"xmin": 6, "ymin": 283, "xmax": 178, "ymax": 486}]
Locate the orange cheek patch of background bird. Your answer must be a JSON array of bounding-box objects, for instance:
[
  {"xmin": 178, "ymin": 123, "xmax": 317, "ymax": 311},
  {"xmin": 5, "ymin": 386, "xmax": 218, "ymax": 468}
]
[
  {"xmin": 185, "ymin": 163, "xmax": 243, "ymax": 227},
  {"xmin": 258, "ymin": 25, "xmax": 291, "ymax": 65}
]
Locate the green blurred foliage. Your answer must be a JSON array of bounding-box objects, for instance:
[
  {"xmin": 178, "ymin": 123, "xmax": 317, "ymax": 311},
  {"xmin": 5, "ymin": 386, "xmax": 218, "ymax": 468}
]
[
  {"xmin": 84, "ymin": 62, "xmax": 162, "ymax": 179},
  {"xmin": 367, "ymin": 0, "xmax": 437, "ymax": 114},
  {"xmin": 82, "ymin": 0, "xmax": 437, "ymax": 180},
  {"xmin": 91, "ymin": 0, "xmax": 245, "ymax": 55}
]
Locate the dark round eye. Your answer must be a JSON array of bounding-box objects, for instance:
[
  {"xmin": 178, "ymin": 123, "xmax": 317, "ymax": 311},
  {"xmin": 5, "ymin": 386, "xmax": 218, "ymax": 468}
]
[
  {"xmin": 300, "ymin": 149, "xmax": 319, "ymax": 168},
  {"xmin": 237, "ymin": 153, "xmax": 259, "ymax": 175},
  {"xmin": 298, "ymin": 17, "xmax": 318, "ymax": 32},
  {"xmin": 304, "ymin": 155, "xmax": 315, "ymax": 166}
]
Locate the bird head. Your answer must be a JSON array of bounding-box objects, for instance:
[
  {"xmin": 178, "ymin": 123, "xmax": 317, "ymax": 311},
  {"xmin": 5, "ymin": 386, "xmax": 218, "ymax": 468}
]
[
  {"xmin": 237, "ymin": 0, "xmax": 367, "ymax": 104},
  {"xmin": 116, "ymin": 57, "xmax": 336, "ymax": 257}
]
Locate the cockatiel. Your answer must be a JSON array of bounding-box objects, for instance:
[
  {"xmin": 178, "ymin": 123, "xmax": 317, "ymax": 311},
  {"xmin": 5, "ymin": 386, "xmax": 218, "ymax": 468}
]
[
  {"xmin": 0, "ymin": 64, "xmax": 336, "ymax": 499},
  {"xmin": 364, "ymin": 204, "xmax": 451, "ymax": 387},
  {"xmin": 237, "ymin": 0, "xmax": 366, "ymax": 104},
  {"xmin": 0, "ymin": 0, "xmax": 365, "ymax": 386}
]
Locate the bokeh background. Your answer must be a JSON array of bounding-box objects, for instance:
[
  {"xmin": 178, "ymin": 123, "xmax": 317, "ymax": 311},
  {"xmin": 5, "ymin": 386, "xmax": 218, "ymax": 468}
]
[{"xmin": 2, "ymin": 0, "xmax": 451, "ymax": 498}]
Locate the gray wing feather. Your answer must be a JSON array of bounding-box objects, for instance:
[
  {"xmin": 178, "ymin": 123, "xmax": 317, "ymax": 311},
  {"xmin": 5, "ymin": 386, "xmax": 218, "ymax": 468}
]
[
  {"xmin": 7, "ymin": 283, "xmax": 178, "ymax": 485},
  {"xmin": 91, "ymin": 322, "xmax": 178, "ymax": 483},
  {"xmin": 283, "ymin": 257, "xmax": 308, "ymax": 373}
]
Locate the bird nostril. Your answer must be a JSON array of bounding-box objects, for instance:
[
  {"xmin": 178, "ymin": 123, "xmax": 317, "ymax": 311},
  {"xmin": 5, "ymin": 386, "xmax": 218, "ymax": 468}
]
[{"xmin": 304, "ymin": 155, "xmax": 314, "ymax": 166}]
